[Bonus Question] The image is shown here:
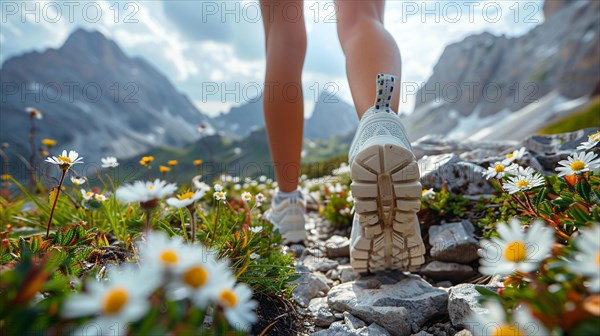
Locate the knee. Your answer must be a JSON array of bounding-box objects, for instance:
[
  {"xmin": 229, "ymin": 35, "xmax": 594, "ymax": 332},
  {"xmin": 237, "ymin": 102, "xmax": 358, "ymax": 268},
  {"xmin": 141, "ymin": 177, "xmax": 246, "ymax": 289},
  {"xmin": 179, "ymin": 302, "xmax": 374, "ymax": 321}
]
[{"xmin": 266, "ymin": 24, "xmax": 307, "ymax": 56}]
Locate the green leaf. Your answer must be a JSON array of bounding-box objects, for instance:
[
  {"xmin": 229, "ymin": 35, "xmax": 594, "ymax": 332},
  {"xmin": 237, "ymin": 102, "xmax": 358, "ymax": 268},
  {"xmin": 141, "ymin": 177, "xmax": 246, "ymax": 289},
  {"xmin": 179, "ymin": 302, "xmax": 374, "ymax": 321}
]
[
  {"xmin": 61, "ymin": 227, "xmax": 76, "ymax": 246},
  {"xmin": 576, "ymin": 179, "xmax": 592, "ymax": 202},
  {"xmin": 533, "ymin": 187, "xmax": 548, "ymax": 208}
]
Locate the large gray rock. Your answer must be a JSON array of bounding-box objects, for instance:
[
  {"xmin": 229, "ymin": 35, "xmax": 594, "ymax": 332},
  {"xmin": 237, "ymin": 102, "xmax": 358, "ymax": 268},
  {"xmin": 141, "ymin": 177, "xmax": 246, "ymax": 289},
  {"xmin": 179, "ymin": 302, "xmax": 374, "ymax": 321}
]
[
  {"xmin": 291, "ymin": 265, "xmax": 330, "ymax": 307},
  {"xmin": 304, "ymin": 256, "xmax": 340, "ymax": 273},
  {"xmin": 420, "ymin": 261, "xmax": 475, "ymax": 282},
  {"xmin": 344, "ymin": 312, "xmax": 367, "ymax": 330},
  {"xmin": 327, "ymin": 274, "xmax": 448, "ymax": 336},
  {"xmin": 448, "ymin": 284, "xmax": 496, "ymax": 328},
  {"xmin": 419, "ymin": 154, "xmax": 492, "ymax": 195},
  {"xmin": 428, "ymin": 221, "xmax": 479, "ymax": 264}
]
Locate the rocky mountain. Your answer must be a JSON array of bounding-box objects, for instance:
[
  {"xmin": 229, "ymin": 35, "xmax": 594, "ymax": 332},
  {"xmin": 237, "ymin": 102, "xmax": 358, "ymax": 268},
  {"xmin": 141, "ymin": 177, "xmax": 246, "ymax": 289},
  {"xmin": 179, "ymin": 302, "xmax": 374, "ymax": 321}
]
[
  {"xmin": 304, "ymin": 92, "xmax": 357, "ymax": 140},
  {"xmin": 405, "ymin": 0, "xmax": 599, "ymax": 141},
  {"xmin": 212, "ymin": 91, "xmax": 357, "ymax": 140},
  {"xmin": 211, "ymin": 98, "xmax": 263, "ymax": 138},
  {"xmin": 0, "ymin": 28, "xmax": 213, "ymax": 163}
]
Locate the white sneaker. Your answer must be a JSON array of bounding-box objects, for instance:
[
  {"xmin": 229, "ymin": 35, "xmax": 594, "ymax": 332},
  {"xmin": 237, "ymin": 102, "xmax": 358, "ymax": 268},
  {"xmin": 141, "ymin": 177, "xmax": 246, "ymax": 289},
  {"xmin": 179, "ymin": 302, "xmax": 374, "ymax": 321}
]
[
  {"xmin": 348, "ymin": 74, "xmax": 425, "ymax": 273},
  {"xmin": 263, "ymin": 190, "xmax": 307, "ymax": 244}
]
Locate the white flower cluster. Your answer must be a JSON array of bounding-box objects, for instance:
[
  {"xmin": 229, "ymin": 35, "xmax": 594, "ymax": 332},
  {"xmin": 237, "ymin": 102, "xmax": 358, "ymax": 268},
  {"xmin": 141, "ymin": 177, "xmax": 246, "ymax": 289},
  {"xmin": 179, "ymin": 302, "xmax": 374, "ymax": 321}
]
[{"xmin": 62, "ymin": 232, "xmax": 257, "ymax": 334}]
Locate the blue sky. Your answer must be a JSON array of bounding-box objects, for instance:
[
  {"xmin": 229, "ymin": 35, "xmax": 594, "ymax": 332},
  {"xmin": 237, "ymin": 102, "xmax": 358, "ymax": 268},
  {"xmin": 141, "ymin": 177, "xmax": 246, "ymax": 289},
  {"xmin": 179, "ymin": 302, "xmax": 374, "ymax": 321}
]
[{"xmin": 0, "ymin": 0, "xmax": 544, "ymax": 116}]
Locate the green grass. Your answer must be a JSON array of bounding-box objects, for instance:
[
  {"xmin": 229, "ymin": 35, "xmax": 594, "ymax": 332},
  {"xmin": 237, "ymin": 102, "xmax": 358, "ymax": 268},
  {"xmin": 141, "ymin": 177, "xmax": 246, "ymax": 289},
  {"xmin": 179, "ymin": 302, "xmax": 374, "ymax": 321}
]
[{"xmin": 539, "ymin": 99, "xmax": 600, "ymax": 134}]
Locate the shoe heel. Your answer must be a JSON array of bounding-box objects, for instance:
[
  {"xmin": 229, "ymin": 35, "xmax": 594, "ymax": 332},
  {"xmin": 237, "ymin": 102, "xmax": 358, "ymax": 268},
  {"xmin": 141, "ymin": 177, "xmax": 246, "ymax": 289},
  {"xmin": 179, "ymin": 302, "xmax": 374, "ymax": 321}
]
[{"xmin": 350, "ymin": 143, "xmax": 425, "ymax": 272}]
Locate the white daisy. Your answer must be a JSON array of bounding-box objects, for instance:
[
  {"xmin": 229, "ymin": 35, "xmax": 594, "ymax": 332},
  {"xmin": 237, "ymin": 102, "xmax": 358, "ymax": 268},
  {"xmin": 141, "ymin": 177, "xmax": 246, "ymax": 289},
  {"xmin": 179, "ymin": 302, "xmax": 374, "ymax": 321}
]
[
  {"xmin": 45, "ymin": 150, "xmax": 83, "ymax": 169},
  {"xmin": 116, "ymin": 179, "xmax": 178, "ymax": 204},
  {"xmin": 255, "ymin": 193, "xmax": 266, "ymax": 204},
  {"xmin": 62, "ymin": 264, "xmax": 159, "ymax": 336},
  {"xmin": 568, "ymin": 224, "xmax": 600, "ymax": 293},
  {"xmin": 241, "ymin": 192, "xmax": 252, "ymax": 203},
  {"xmin": 577, "ymin": 130, "xmax": 600, "ymax": 151},
  {"xmin": 555, "ymin": 151, "xmax": 600, "ymax": 177},
  {"xmin": 502, "ymin": 147, "xmax": 527, "ymax": 165},
  {"xmin": 479, "ymin": 219, "xmax": 554, "ymax": 275},
  {"xmin": 214, "ymin": 280, "xmax": 258, "ymax": 331},
  {"xmin": 468, "ymin": 300, "xmax": 548, "ymax": 336},
  {"xmin": 192, "ymin": 177, "xmax": 211, "ymax": 192},
  {"xmin": 214, "ymin": 183, "xmax": 223, "ymax": 192},
  {"xmin": 250, "ymin": 226, "xmax": 263, "ymax": 233},
  {"xmin": 214, "ymin": 191, "xmax": 227, "ymax": 201},
  {"xmin": 95, "ymin": 194, "xmax": 107, "ymax": 202},
  {"xmin": 166, "ymin": 190, "xmax": 205, "ymax": 208},
  {"xmin": 502, "ymin": 173, "xmax": 545, "ymax": 194},
  {"xmin": 483, "ymin": 162, "xmax": 507, "ymax": 180},
  {"xmin": 81, "ymin": 189, "xmax": 95, "ymax": 201},
  {"xmin": 504, "ymin": 164, "xmax": 536, "ymax": 176},
  {"xmin": 71, "ymin": 176, "xmax": 86, "ymax": 186},
  {"xmin": 101, "ymin": 156, "xmax": 119, "ymax": 168},
  {"xmin": 422, "ymin": 188, "xmax": 436, "ymax": 200},
  {"xmin": 170, "ymin": 251, "xmax": 231, "ymax": 308},
  {"xmin": 136, "ymin": 231, "xmax": 186, "ymax": 272},
  {"xmin": 25, "ymin": 107, "xmax": 42, "ymax": 119}
]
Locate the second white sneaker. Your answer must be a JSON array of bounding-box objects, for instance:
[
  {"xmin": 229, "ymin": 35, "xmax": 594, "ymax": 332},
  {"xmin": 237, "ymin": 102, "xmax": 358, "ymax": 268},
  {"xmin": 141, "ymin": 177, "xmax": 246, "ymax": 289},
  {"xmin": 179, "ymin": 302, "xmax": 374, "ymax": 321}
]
[
  {"xmin": 348, "ymin": 74, "xmax": 425, "ymax": 273},
  {"xmin": 263, "ymin": 189, "xmax": 307, "ymax": 244}
]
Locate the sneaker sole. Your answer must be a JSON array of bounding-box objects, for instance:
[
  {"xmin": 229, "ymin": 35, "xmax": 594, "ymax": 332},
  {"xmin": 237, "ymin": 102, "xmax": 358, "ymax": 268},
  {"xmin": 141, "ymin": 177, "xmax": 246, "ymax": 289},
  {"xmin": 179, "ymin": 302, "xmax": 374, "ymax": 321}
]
[{"xmin": 350, "ymin": 143, "xmax": 426, "ymax": 273}]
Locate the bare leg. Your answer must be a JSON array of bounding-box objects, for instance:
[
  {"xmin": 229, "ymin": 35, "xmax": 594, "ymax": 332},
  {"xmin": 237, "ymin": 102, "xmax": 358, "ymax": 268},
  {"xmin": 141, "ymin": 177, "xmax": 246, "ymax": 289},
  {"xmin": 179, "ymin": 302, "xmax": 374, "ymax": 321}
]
[
  {"xmin": 260, "ymin": 0, "xmax": 306, "ymax": 192},
  {"xmin": 336, "ymin": 0, "xmax": 402, "ymax": 118}
]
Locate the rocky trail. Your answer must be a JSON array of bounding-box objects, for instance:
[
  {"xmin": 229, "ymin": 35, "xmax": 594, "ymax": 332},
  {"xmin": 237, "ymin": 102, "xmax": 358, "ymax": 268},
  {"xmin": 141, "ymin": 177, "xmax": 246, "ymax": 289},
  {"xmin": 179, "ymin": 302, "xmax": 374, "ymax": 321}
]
[{"xmin": 261, "ymin": 128, "xmax": 598, "ymax": 336}]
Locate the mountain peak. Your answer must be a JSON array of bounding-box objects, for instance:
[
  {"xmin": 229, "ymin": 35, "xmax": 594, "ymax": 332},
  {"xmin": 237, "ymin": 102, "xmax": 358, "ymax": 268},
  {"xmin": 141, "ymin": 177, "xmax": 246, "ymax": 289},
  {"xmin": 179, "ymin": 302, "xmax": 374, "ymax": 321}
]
[{"xmin": 61, "ymin": 28, "xmax": 125, "ymax": 60}]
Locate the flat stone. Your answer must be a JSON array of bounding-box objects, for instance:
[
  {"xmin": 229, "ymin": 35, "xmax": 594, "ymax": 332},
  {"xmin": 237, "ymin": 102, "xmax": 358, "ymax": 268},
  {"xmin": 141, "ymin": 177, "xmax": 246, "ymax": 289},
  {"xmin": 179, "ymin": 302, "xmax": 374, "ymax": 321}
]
[
  {"xmin": 291, "ymin": 265, "xmax": 330, "ymax": 307},
  {"xmin": 304, "ymin": 255, "xmax": 340, "ymax": 272},
  {"xmin": 418, "ymin": 154, "xmax": 492, "ymax": 195},
  {"xmin": 448, "ymin": 284, "xmax": 496, "ymax": 328},
  {"xmin": 327, "ymin": 274, "xmax": 448, "ymax": 336},
  {"xmin": 344, "ymin": 312, "xmax": 367, "ymax": 330},
  {"xmin": 309, "ymin": 297, "xmax": 338, "ymax": 327},
  {"xmin": 326, "ymin": 235, "xmax": 351, "ymax": 258},
  {"xmin": 420, "ymin": 261, "xmax": 475, "ymax": 282},
  {"xmin": 428, "ymin": 221, "xmax": 479, "ymax": 263},
  {"xmin": 455, "ymin": 330, "xmax": 474, "ymax": 336},
  {"xmin": 339, "ymin": 266, "xmax": 360, "ymax": 283}
]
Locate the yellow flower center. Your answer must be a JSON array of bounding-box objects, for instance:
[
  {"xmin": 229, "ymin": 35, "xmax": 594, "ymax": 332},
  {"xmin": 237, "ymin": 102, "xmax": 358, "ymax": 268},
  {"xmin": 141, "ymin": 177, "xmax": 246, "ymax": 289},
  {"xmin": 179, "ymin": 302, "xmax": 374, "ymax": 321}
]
[
  {"xmin": 495, "ymin": 165, "xmax": 505, "ymax": 173},
  {"xmin": 160, "ymin": 250, "xmax": 179, "ymax": 265},
  {"xmin": 216, "ymin": 192, "xmax": 225, "ymax": 198},
  {"xmin": 517, "ymin": 180, "xmax": 529, "ymax": 189},
  {"xmin": 422, "ymin": 189, "xmax": 429, "ymax": 196},
  {"xmin": 85, "ymin": 192, "xmax": 93, "ymax": 198},
  {"xmin": 570, "ymin": 160, "xmax": 585, "ymax": 172},
  {"xmin": 178, "ymin": 192, "xmax": 194, "ymax": 200},
  {"xmin": 504, "ymin": 241, "xmax": 527, "ymax": 262},
  {"xmin": 491, "ymin": 325, "xmax": 524, "ymax": 336},
  {"xmin": 58, "ymin": 155, "xmax": 72, "ymax": 163},
  {"xmin": 183, "ymin": 266, "xmax": 208, "ymax": 288},
  {"xmin": 149, "ymin": 185, "xmax": 154, "ymax": 191},
  {"xmin": 506, "ymin": 153, "xmax": 514, "ymax": 159},
  {"xmin": 219, "ymin": 289, "xmax": 237, "ymax": 308},
  {"xmin": 102, "ymin": 288, "xmax": 128, "ymax": 315}
]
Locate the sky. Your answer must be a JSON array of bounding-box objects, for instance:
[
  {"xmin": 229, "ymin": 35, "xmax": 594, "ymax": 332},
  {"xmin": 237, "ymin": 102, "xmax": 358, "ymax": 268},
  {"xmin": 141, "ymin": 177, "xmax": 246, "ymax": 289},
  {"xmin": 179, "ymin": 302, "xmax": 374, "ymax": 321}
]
[{"xmin": 0, "ymin": 0, "xmax": 544, "ymax": 117}]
